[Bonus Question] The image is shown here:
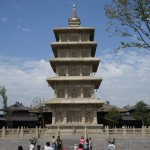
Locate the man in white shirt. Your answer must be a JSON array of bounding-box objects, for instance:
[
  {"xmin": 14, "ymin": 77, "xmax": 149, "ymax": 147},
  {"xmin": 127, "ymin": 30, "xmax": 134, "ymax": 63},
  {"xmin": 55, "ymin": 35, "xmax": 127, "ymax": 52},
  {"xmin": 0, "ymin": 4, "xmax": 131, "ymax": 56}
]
[
  {"xmin": 29, "ymin": 142, "xmax": 35, "ymax": 150},
  {"xmin": 44, "ymin": 142, "xmax": 53, "ymax": 150}
]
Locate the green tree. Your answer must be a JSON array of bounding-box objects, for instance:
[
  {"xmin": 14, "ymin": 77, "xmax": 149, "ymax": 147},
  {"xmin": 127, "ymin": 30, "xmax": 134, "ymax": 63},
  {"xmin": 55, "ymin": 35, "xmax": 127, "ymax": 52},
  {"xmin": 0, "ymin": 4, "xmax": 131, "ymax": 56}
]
[
  {"xmin": 31, "ymin": 97, "xmax": 45, "ymax": 127},
  {"xmin": 144, "ymin": 112, "xmax": 150, "ymax": 126},
  {"xmin": 0, "ymin": 86, "xmax": 13, "ymax": 127},
  {"xmin": 105, "ymin": 0, "xmax": 150, "ymax": 51},
  {"xmin": 105, "ymin": 108, "xmax": 121, "ymax": 127},
  {"xmin": 0, "ymin": 86, "xmax": 8, "ymax": 112},
  {"xmin": 132, "ymin": 101, "xmax": 148, "ymax": 126}
]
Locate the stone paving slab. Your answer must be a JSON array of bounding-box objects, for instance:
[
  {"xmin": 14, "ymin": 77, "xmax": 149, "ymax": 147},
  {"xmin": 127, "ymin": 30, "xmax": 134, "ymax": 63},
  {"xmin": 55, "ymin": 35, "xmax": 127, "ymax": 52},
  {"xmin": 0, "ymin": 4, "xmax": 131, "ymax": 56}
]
[{"xmin": 0, "ymin": 136, "xmax": 150, "ymax": 150}]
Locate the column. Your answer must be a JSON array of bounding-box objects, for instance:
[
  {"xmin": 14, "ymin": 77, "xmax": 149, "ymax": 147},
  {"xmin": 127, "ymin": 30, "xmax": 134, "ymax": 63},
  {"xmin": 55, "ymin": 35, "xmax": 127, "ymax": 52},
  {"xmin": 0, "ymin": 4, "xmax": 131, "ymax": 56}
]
[
  {"xmin": 54, "ymin": 84, "xmax": 57, "ymax": 98},
  {"xmin": 66, "ymin": 64, "xmax": 69, "ymax": 76},
  {"xmin": 80, "ymin": 65, "xmax": 82, "ymax": 76},
  {"xmin": 93, "ymin": 110, "xmax": 97, "ymax": 124},
  {"xmin": 82, "ymin": 108, "xmax": 85, "ymax": 124},
  {"xmin": 91, "ymin": 88, "xmax": 95, "ymax": 98},
  {"xmin": 52, "ymin": 109, "xmax": 56, "ymax": 124},
  {"xmin": 65, "ymin": 84, "xmax": 68, "ymax": 98},
  {"xmin": 81, "ymin": 87, "xmax": 84, "ymax": 98},
  {"xmin": 63, "ymin": 109, "xmax": 67, "ymax": 124}
]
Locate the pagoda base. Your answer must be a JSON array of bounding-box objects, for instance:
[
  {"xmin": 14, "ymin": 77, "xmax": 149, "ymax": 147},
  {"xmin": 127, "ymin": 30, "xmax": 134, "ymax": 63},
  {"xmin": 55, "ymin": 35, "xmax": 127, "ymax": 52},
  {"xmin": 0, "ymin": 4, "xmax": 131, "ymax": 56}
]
[{"xmin": 45, "ymin": 124, "xmax": 104, "ymax": 137}]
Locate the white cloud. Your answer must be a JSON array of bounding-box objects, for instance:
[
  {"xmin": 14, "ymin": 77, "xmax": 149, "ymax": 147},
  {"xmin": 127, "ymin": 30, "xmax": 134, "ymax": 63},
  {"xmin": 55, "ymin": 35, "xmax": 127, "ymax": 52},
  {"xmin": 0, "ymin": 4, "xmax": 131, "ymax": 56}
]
[
  {"xmin": 0, "ymin": 17, "xmax": 8, "ymax": 23},
  {"xmin": 0, "ymin": 56, "xmax": 54, "ymax": 108},
  {"xmin": 22, "ymin": 27, "xmax": 32, "ymax": 32},
  {"xmin": 0, "ymin": 50, "xmax": 150, "ymax": 108},
  {"xmin": 96, "ymin": 50, "xmax": 150, "ymax": 107}
]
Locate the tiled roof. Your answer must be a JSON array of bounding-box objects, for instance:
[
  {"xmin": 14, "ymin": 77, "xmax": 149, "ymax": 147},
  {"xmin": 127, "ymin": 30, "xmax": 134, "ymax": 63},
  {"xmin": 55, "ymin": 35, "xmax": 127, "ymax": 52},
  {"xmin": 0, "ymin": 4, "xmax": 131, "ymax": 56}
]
[{"xmin": 98, "ymin": 104, "xmax": 127, "ymax": 112}]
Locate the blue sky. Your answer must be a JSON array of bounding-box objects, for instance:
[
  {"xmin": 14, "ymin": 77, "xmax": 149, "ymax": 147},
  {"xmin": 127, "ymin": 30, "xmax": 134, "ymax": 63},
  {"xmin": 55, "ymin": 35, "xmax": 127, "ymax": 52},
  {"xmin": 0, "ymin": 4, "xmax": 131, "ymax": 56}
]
[{"xmin": 0, "ymin": 0, "xmax": 150, "ymax": 108}]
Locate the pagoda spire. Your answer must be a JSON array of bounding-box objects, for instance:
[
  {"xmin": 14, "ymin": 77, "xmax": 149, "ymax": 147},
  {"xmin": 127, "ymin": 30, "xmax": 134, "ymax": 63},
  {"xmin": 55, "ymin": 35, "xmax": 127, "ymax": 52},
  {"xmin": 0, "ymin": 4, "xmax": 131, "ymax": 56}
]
[{"xmin": 68, "ymin": 4, "xmax": 81, "ymax": 27}]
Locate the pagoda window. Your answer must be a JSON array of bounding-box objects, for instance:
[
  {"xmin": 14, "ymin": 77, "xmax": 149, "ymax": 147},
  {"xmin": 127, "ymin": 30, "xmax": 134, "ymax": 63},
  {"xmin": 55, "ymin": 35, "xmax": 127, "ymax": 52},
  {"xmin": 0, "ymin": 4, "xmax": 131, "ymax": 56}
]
[
  {"xmin": 81, "ymin": 34, "xmax": 89, "ymax": 41},
  {"xmin": 58, "ymin": 89, "xmax": 65, "ymax": 98},
  {"xmin": 71, "ymin": 89, "xmax": 78, "ymax": 98},
  {"xmin": 61, "ymin": 34, "xmax": 68, "ymax": 42},
  {"xmin": 69, "ymin": 50, "xmax": 77, "ymax": 57},
  {"xmin": 69, "ymin": 67, "xmax": 80, "ymax": 76},
  {"xmin": 82, "ymin": 67, "xmax": 90, "ymax": 76},
  {"xmin": 59, "ymin": 51, "xmax": 66, "ymax": 57},
  {"xmin": 56, "ymin": 112, "xmax": 63, "ymax": 123},
  {"xmin": 69, "ymin": 34, "xmax": 79, "ymax": 42},
  {"xmin": 83, "ymin": 88, "xmax": 91, "ymax": 98},
  {"xmin": 58, "ymin": 68, "xmax": 66, "ymax": 76},
  {"xmin": 82, "ymin": 50, "xmax": 90, "ymax": 57}
]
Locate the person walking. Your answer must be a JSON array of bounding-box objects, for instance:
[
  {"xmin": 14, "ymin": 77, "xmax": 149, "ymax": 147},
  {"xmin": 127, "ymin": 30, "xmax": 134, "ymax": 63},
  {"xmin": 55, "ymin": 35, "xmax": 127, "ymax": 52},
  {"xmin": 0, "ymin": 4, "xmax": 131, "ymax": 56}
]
[
  {"xmin": 79, "ymin": 136, "xmax": 85, "ymax": 149},
  {"xmin": 56, "ymin": 136, "xmax": 63, "ymax": 150},
  {"xmin": 52, "ymin": 135, "xmax": 56, "ymax": 150},
  {"xmin": 88, "ymin": 137, "xmax": 93, "ymax": 150}
]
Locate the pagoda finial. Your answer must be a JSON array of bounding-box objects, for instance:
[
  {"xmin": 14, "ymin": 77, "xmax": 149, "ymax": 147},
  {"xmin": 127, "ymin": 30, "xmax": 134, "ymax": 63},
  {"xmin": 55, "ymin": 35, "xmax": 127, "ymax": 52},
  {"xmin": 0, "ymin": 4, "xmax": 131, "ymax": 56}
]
[
  {"xmin": 72, "ymin": 4, "xmax": 77, "ymax": 18},
  {"xmin": 68, "ymin": 4, "xmax": 81, "ymax": 27}
]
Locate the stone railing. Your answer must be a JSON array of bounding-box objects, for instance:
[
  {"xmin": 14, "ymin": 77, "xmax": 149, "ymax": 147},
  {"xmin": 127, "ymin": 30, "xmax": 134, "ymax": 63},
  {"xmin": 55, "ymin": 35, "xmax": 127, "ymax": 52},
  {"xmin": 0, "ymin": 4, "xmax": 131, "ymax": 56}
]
[
  {"xmin": 0, "ymin": 126, "xmax": 150, "ymax": 139},
  {"xmin": 102, "ymin": 126, "xmax": 150, "ymax": 139}
]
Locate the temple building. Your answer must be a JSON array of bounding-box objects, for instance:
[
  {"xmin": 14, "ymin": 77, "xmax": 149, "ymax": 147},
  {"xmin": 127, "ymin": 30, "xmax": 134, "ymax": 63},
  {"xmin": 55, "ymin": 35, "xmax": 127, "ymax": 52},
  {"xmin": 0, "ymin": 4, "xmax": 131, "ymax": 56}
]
[{"xmin": 45, "ymin": 4, "xmax": 104, "ymax": 127}]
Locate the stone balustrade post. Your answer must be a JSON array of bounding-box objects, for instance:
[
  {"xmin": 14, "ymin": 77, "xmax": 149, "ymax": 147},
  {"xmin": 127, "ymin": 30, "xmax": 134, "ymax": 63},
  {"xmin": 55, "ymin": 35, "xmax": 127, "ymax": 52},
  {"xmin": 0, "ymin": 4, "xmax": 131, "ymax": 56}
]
[
  {"xmin": 123, "ymin": 126, "xmax": 126, "ymax": 139},
  {"xmin": 142, "ymin": 126, "xmax": 146, "ymax": 139},
  {"xmin": 2, "ymin": 126, "xmax": 5, "ymax": 138},
  {"xmin": 84, "ymin": 126, "xmax": 88, "ymax": 139},
  {"xmin": 35, "ymin": 126, "xmax": 38, "ymax": 138},
  {"xmin": 20, "ymin": 126, "xmax": 24, "ymax": 138},
  {"xmin": 105, "ymin": 126, "xmax": 109, "ymax": 137},
  {"xmin": 17, "ymin": 127, "xmax": 19, "ymax": 134}
]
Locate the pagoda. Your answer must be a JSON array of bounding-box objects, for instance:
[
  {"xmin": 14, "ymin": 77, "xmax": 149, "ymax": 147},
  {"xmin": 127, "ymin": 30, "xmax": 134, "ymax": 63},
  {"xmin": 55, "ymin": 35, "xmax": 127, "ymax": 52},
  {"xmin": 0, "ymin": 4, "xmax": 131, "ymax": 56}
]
[{"xmin": 45, "ymin": 4, "xmax": 103, "ymax": 127}]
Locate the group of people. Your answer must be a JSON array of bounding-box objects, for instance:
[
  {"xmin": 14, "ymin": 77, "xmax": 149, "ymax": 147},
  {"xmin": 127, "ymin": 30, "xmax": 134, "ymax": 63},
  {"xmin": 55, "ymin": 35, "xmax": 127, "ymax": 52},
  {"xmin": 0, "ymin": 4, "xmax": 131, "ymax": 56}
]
[
  {"xmin": 17, "ymin": 135, "xmax": 115, "ymax": 150},
  {"xmin": 17, "ymin": 135, "xmax": 63, "ymax": 150},
  {"xmin": 36, "ymin": 135, "xmax": 63, "ymax": 150},
  {"xmin": 74, "ymin": 136, "xmax": 93, "ymax": 150}
]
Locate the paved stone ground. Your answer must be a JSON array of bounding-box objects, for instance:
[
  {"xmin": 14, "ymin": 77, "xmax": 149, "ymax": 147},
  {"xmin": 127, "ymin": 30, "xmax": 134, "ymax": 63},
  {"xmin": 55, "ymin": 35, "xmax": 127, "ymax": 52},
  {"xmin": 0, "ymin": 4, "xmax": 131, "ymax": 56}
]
[{"xmin": 0, "ymin": 135, "xmax": 150, "ymax": 150}]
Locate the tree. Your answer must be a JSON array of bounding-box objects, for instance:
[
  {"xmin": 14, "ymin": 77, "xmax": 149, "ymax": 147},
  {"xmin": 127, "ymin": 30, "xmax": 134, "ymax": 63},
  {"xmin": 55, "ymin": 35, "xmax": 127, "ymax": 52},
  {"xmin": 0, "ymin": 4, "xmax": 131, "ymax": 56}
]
[
  {"xmin": 31, "ymin": 97, "xmax": 45, "ymax": 127},
  {"xmin": 105, "ymin": 0, "xmax": 150, "ymax": 51},
  {"xmin": 0, "ymin": 86, "xmax": 8, "ymax": 112},
  {"xmin": 144, "ymin": 112, "xmax": 150, "ymax": 126},
  {"xmin": 0, "ymin": 86, "xmax": 13, "ymax": 127},
  {"xmin": 105, "ymin": 108, "xmax": 121, "ymax": 127},
  {"xmin": 132, "ymin": 101, "xmax": 148, "ymax": 126}
]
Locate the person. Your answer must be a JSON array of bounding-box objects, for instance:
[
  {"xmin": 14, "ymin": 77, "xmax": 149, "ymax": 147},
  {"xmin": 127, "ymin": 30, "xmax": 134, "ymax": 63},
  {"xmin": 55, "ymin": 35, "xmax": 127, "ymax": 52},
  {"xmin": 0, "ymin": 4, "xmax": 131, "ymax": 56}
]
[
  {"xmin": 29, "ymin": 141, "xmax": 35, "ymax": 150},
  {"xmin": 88, "ymin": 137, "xmax": 93, "ymax": 150},
  {"xmin": 74, "ymin": 144, "xmax": 77, "ymax": 150},
  {"xmin": 44, "ymin": 142, "xmax": 53, "ymax": 150},
  {"xmin": 56, "ymin": 136, "xmax": 63, "ymax": 150},
  {"xmin": 78, "ymin": 144, "xmax": 83, "ymax": 150},
  {"xmin": 84, "ymin": 138, "xmax": 89, "ymax": 150},
  {"xmin": 52, "ymin": 135, "xmax": 56, "ymax": 150},
  {"xmin": 37, "ymin": 144, "xmax": 41, "ymax": 150},
  {"xmin": 79, "ymin": 136, "xmax": 85, "ymax": 149},
  {"xmin": 107, "ymin": 141, "xmax": 116, "ymax": 150},
  {"xmin": 18, "ymin": 145, "xmax": 23, "ymax": 150},
  {"xmin": 29, "ymin": 137, "xmax": 37, "ymax": 146}
]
